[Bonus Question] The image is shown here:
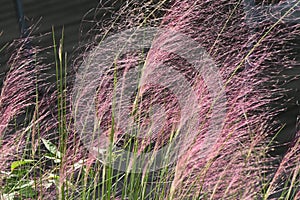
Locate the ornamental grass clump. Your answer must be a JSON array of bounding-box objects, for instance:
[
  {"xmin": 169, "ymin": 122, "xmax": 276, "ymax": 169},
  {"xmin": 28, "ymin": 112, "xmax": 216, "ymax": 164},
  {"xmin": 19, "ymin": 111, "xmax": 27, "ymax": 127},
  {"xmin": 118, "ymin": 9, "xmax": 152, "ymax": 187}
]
[
  {"xmin": 0, "ymin": 0, "xmax": 299, "ymax": 199},
  {"xmin": 154, "ymin": 0, "xmax": 300, "ymax": 199},
  {"xmin": 82, "ymin": 0, "xmax": 299, "ymax": 199}
]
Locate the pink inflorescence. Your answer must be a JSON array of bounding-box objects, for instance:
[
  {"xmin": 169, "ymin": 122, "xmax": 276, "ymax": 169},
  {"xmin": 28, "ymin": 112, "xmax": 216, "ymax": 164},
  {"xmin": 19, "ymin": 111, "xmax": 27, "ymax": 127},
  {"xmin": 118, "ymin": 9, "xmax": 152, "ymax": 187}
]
[
  {"xmin": 0, "ymin": 41, "xmax": 38, "ymax": 170},
  {"xmin": 159, "ymin": 1, "xmax": 299, "ymax": 199},
  {"xmin": 91, "ymin": 0, "xmax": 299, "ymax": 199},
  {"xmin": 0, "ymin": 0, "xmax": 299, "ymax": 199}
]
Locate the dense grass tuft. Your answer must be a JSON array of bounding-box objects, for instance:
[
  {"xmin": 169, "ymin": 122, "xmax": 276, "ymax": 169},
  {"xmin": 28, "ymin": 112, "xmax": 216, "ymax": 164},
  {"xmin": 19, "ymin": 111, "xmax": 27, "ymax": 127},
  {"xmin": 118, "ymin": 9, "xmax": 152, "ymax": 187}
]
[{"xmin": 0, "ymin": 1, "xmax": 299, "ymax": 199}]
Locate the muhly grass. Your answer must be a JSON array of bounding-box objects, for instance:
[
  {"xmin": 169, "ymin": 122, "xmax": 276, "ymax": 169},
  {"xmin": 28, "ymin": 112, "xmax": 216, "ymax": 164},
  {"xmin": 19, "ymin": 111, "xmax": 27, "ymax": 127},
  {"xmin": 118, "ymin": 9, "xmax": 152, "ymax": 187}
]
[{"xmin": 0, "ymin": 0, "xmax": 300, "ymax": 199}]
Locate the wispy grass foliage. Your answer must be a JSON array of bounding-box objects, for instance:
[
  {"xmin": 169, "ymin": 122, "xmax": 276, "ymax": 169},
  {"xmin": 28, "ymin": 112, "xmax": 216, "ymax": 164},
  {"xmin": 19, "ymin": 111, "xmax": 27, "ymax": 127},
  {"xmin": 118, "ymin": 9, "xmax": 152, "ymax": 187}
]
[{"xmin": 0, "ymin": 0, "xmax": 299, "ymax": 199}]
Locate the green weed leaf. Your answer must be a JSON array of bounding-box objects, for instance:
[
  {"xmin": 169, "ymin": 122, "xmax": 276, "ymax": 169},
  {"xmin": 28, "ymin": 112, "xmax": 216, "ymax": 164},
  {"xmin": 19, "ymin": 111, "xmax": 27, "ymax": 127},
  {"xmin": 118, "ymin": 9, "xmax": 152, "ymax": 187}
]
[
  {"xmin": 10, "ymin": 160, "xmax": 35, "ymax": 172},
  {"xmin": 41, "ymin": 138, "xmax": 62, "ymax": 159}
]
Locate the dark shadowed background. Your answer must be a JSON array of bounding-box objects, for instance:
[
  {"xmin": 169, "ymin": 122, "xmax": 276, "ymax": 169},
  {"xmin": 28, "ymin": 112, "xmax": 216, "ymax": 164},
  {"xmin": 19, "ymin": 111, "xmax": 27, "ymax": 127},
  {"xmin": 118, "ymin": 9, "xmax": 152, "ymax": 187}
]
[{"xmin": 0, "ymin": 0, "xmax": 125, "ymax": 84}]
